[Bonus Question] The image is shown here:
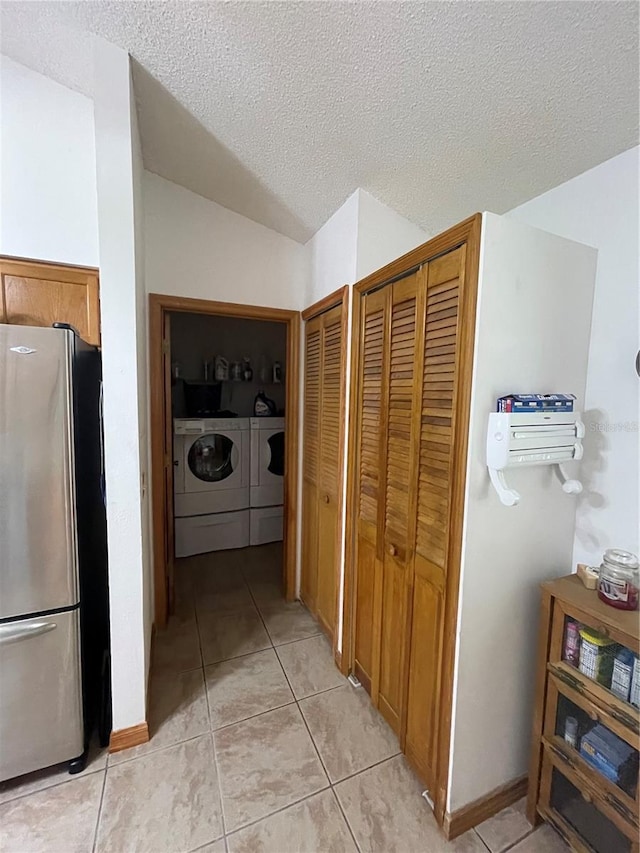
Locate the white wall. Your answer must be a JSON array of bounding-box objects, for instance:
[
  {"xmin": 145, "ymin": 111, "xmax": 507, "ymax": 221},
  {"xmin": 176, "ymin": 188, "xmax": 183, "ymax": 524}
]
[
  {"xmin": 509, "ymin": 147, "xmax": 640, "ymax": 567},
  {"xmin": 304, "ymin": 188, "xmax": 429, "ymax": 307},
  {"xmin": 305, "ymin": 190, "xmax": 359, "ymax": 305},
  {"xmin": 0, "ymin": 55, "xmax": 99, "ymax": 266},
  {"xmin": 131, "ymin": 73, "xmax": 153, "ymax": 690},
  {"xmin": 356, "ymin": 189, "xmax": 428, "ymax": 280},
  {"xmin": 448, "ymin": 213, "xmax": 597, "ymax": 811},
  {"xmin": 94, "ymin": 39, "xmax": 148, "ymax": 732},
  {"xmin": 144, "ymin": 172, "xmax": 308, "ymax": 310}
]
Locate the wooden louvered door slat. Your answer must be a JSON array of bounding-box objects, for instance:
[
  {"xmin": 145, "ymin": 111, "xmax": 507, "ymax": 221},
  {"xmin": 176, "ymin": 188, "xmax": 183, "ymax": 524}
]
[
  {"xmin": 377, "ymin": 271, "xmax": 422, "ymax": 734},
  {"xmin": 404, "ymin": 245, "xmax": 466, "ymax": 794},
  {"xmin": 352, "ymin": 286, "xmax": 389, "ymax": 695},
  {"xmin": 300, "ymin": 315, "xmax": 322, "ymax": 613},
  {"xmin": 316, "ymin": 304, "xmax": 344, "ymax": 639}
]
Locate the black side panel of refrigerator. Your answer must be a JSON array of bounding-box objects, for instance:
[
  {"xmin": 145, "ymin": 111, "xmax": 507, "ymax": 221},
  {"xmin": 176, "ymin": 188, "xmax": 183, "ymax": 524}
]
[{"xmin": 71, "ymin": 334, "xmax": 111, "ymax": 748}]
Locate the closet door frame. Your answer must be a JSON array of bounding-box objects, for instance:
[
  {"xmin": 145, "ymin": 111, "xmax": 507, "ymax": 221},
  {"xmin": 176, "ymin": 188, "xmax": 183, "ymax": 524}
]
[
  {"xmin": 343, "ymin": 214, "xmax": 482, "ymax": 827},
  {"xmin": 301, "ymin": 285, "xmax": 350, "ymax": 669}
]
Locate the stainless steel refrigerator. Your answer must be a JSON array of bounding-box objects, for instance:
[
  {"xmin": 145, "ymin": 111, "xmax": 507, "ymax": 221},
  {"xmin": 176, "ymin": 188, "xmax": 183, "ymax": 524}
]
[{"xmin": 0, "ymin": 323, "xmax": 110, "ymax": 782}]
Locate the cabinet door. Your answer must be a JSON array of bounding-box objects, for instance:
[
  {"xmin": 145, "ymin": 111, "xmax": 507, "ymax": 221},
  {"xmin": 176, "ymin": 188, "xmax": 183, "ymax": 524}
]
[
  {"xmin": 353, "ymin": 287, "xmax": 388, "ymax": 694},
  {"xmin": 0, "ymin": 259, "xmax": 100, "ymax": 346},
  {"xmin": 300, "ymin": 315, "xmax": 322, "ymax": 613},
  {"xmin": 316, "ymin": 304, "xmax": 344, "ymax": 639},
  {"xmin": 404, "ymin": 246, "xmax": 466, "ymax": 792},
  {"xmin": 377, "ymin": 271, "xmax": 422, "ymax": 733}
]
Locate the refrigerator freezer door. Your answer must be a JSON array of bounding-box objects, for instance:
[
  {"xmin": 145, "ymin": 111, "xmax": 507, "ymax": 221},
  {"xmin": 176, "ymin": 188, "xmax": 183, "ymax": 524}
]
[
  {"xmin": 0, "ymin": 609, "xmax": 83, "ymax": 781},
  {"xmin": 0, "ymin": 325, "xmax": 78, "ymax": 620}
]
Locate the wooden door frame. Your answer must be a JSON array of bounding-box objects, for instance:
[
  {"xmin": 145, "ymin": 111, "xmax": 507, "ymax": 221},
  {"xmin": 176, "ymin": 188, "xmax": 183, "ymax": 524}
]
[
  {"xmin": 301, "ymin": 285, "xmax": 350, "ymax": 670},
  {"xmin": 149, "ymin": 293, "xmax": 300, "ymax": 629},
  {"xmin": 341, "ymin": 215, "xmax": 482, "ymax": 828}
]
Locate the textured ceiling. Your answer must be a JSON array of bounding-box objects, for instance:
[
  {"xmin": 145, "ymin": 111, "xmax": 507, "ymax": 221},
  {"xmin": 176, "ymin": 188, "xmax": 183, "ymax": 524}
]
[{"xmin": 1, "ymin": 1, "xmax": 638, "ymax": 242}]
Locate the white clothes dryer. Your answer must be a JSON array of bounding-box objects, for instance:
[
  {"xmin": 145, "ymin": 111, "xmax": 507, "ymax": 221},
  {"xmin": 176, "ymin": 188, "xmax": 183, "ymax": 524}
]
[
  {"xmin": 249, "ymin": 417, "xmax": 285, "ymax": 508},
  {"xmin": 249, "ymin": 417, "xmax": 285, "ymax": 546}
]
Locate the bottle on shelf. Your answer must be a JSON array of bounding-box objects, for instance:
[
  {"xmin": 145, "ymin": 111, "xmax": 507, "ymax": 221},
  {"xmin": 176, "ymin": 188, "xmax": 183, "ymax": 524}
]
[
  {"xmin": 564, "ymin": 716, "xmax": 578, "ymax": 749},
  {"xmin": 215, "ymin": 356, "xmax": 229, "ymax": 381},
  {"xmin": 242, "ymin": 357, "xmax": 253, "ymax": 382},
  {"xmin": 259, "ymin": 355, "xmax": 269, "ymax": 383}
]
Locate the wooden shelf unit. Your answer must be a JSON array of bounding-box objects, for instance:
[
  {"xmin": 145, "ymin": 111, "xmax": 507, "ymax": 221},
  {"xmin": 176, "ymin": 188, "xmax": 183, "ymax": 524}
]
[{"xmin": 528, "ymin": 575, "xmax": 640, "ymax": 853}]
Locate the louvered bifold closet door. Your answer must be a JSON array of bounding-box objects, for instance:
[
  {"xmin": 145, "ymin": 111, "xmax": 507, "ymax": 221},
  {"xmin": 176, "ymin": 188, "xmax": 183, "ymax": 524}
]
[
  {"xmin": 377, "ymin": 271, "xmax": 423, "ymax": 733},
  {"xmin": 404, "ymin": 245, "xmax": 467, "ymax": 793},
  {"xmin": 315, "ymin": 304, "xmax": 344, "ymax": 638},
  {"xmin": 300, "ymin": 315, "xmax": 322, "ymax": 613},
  {"xmin": 352, "ymin": 287, "xmax": 388, "ymax": 694}
]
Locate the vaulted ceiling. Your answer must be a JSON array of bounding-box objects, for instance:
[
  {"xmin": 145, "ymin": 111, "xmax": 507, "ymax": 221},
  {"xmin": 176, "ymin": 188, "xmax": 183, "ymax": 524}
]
[{"xmin": 1, "ymin": 1, "xmax": 638, "ymax": 242}]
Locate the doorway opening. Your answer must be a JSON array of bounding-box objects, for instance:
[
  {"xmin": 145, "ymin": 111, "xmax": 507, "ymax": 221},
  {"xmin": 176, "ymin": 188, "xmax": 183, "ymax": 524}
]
[{"xmin": 149, "ymin": 294, "xmax": 300, "ymax": 629}]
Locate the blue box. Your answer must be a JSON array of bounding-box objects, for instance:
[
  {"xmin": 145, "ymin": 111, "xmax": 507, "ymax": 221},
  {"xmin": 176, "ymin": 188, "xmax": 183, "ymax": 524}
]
[
  {"xmin": 497, "ymin": 394, "xmax": 575, "ymax": 413},
  {"xmin": 579, "ymin": 724, "xmax": 636, "ymax": 785}
]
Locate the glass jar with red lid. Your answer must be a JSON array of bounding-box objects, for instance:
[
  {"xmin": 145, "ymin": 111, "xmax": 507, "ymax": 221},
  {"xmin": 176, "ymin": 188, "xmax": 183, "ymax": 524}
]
[{"xmin": 597, "ymin": 549, "xmax": 639, "ymax": 611}]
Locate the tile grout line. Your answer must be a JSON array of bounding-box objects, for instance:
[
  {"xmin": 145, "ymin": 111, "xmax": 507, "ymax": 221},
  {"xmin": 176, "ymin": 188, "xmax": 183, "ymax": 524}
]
[
  {"xmin": 472, "ymin": 828, "xmax": 493, "ymax": 853},
  {"xmin": 126, "ymin": 576, "xmax": 388, "ymax": 850},
  {"xmin": 328, "ymin": 786, "xmax": 363, "ymax": 853},
  {"xmin": 209, "ymin": 730, "xmax": 228, "ymax": 844},
  {"xmin": 267, "ymin": 629, "xmax": 324, "ymax": 649},
  {"xmin": 197, "ymin": 587, "xmax": 229, "ymax": 845},
  {"xmin": 223, "ymin": 783, "xmax": 333, "ymax": 842},
  {"xmin": 266, "ymin": 609, "xmax": 366, "ymax": 852},
  {"xmin": 0, "ymin": 762, "xmax": 106, "ymax": 807},
  {"xmin": 328, "ymin": 751, "xmax": 402, "ymax": 788},
  {"xmin": 243, "ymin": 573, "xmax": 278, "ymax": 649},
  {"xmin": 242, "ymin": 568, "xmax": 404, "ymax": 847},
  {"xmin": 202, "ymin": 643, "xmax": 272, "ymax": 668},
  {"xmin": 107, "ymin": 730, "xmax": 212, "ymax": 767},
  {"xmin": 211, "ymin": 698, "xmax": 297, "ymax": 733},
  {"xmin": 269, "ymin": 613, "xmax": 333, "ymax": 783},
  {"xmin": 90, "ymin": 764, "xmax": 108, "ymax": 853},
  {"xmin": 500, "ymin": 825, "xmax": 539, "ymax": 853},
  {"xmin": 193, "ymin": 558, "xmax": 418, "ymax": 850},
  {"xmin": 220, "ymin": 570, "xmax": 343, "ymax": 842},
  {"xmin": 277, "ymin": 620, "xmax": 417, "ymax": 853},
  {"xmin": 243, "ymin": 566, "xmax": 323, "ymax": 650},
  {"xmin": 115, "ymin": 651, "xmax": 340, "ymax": 768}
]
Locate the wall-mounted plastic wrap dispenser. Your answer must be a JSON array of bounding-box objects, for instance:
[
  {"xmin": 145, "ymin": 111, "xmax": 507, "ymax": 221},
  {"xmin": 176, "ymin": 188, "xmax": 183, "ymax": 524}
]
[{"xmin": 486, "ymin": 411, "xmax": 584, "ymax": 506}]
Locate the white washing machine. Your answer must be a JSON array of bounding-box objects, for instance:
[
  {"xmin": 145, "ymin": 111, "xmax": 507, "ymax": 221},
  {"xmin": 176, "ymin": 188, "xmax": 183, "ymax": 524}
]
[
  {"xmin": 249, "ymin": 417, "xmax": 285, "ymax": 545},
  {"xmin": 173, "ymin": 418, "xmax": 250, "ymax": 556}
]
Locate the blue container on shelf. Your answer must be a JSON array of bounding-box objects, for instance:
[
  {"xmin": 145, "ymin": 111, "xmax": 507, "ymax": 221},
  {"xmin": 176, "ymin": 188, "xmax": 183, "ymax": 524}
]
[{"xmin": 580, "ymin": 723, "xmax": 636, "ymax": 785}]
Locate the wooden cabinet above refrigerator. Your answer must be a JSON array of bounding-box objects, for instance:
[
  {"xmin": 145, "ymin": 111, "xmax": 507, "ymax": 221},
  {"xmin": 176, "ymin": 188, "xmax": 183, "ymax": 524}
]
[{"xmin": 0, "ymin": 257, "xmax": 100, "ymax": 347}]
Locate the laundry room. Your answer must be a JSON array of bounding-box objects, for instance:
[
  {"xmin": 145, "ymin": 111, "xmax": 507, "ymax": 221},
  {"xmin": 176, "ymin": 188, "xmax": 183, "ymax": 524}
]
[{"xmin": 169, "ymin": 311, "xmax": 287, "ymax": 562}]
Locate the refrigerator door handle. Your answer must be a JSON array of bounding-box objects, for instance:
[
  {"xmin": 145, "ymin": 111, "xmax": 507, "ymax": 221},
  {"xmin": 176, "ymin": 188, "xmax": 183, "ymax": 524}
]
[{"xmin": 0, "ymin": 621, "xmax": 57, "ymax": 647}]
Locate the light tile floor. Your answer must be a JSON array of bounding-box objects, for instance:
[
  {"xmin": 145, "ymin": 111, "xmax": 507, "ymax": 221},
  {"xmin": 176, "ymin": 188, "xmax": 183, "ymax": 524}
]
[{"xmin": 0, "ymin": 544, "xmax": 567, "ymax": 853}]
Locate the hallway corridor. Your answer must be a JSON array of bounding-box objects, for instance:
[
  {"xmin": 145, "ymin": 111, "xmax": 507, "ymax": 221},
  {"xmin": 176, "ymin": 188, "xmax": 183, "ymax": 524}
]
[{"xmin": 1, "ymin": 545, "xmax": 565, "ymax": 852}]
